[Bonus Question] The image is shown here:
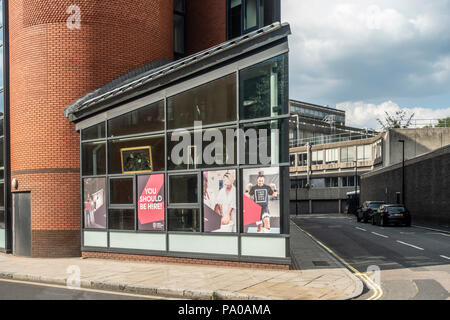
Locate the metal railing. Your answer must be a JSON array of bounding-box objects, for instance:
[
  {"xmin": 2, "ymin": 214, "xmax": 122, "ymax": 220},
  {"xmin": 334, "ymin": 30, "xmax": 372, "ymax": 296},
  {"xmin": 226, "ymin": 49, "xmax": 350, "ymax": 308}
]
[
  {"xmin": 290, "ymin": 131, "xmax": 378, "ymax": 148},
  {"xmin": 393, "ymin": 119, "xmax": 450, "ymax": 129}
]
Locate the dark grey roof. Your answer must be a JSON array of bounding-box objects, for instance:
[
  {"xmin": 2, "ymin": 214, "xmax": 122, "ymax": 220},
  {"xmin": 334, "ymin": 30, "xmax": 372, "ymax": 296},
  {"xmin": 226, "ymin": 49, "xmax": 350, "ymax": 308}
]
[
  {"xmin": 65, "ymin": 22, "xmax": 291, "ymax": 122},
  {"xmin": 290, "ymin": 99, "xmax": 346, "ymax": 115}
]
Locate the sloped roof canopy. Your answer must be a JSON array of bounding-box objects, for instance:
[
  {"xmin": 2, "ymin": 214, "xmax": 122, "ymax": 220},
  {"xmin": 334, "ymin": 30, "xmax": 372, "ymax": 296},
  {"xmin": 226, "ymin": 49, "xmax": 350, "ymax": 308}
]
[{"xmin": 65, "ymin": 22, "xmax": 291, "ymax": 123}]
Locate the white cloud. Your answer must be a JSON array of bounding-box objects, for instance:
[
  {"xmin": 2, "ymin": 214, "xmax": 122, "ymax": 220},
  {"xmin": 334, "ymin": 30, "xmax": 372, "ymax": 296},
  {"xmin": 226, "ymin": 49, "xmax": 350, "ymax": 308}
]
[
  {"xmin": 338, "ymin": 101, "xmax": 450, "ymax": 130},
  {"xmin": 282, "ymin": 0, "xmax": 450, "ymax": 108}
]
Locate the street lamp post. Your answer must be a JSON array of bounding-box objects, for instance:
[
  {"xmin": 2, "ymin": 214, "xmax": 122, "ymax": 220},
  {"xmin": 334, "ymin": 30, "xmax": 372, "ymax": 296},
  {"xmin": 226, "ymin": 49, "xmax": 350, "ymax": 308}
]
[{"xmin": 399, "ymin": 140, "xmax": 405, "ymax": 205}]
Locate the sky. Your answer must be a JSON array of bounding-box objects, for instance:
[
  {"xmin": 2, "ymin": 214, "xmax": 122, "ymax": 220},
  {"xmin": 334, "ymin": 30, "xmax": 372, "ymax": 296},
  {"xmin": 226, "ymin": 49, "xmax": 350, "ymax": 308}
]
[{"xmin": 282, "ymin": 0, "xmax": 450, "ymax": 130}]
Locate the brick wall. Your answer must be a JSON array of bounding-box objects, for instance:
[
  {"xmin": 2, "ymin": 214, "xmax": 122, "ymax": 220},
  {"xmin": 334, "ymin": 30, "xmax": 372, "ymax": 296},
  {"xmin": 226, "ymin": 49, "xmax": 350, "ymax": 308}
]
[
  {"xmin": 82, "ymin": 251, "xmax": 291, "ymax": 270},
  {"xmin": 185, "ymin": 0, "xmax": 226, "ymax": 56},
  {"xmin": 9, "ymin": 0, "xmax": 174, "ymax": 257}
]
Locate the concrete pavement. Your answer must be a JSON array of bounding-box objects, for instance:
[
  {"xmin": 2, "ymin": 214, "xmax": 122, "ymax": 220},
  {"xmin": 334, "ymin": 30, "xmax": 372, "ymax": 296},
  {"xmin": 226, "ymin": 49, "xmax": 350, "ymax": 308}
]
[{"xmin": 0, "ymin": 222, "xmax": 363, "ymax": 300}]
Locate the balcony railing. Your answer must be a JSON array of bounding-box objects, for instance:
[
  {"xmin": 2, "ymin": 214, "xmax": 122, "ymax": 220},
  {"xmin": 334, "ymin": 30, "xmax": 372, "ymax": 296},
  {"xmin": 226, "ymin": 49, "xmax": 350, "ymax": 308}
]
[{"xmin": 290, "ymin": 131, "xmax": 377, "ymax": 148}]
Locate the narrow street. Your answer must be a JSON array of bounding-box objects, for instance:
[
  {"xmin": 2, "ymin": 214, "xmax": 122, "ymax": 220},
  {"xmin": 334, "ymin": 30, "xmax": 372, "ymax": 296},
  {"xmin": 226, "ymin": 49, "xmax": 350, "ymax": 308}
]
[{"xmin": 291, "ymin": 214, "xmax": 450, "ymax": 300}]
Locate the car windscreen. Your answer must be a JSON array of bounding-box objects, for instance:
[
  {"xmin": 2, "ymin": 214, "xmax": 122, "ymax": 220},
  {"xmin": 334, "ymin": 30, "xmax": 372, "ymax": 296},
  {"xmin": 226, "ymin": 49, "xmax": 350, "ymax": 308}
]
[
  {"xmin": 387, "ymin": 206, "xmax": 406, "ymax": 213},
  {"xmin": 368, "ymin": 203, "xmax": 384, "ymax": 209}
]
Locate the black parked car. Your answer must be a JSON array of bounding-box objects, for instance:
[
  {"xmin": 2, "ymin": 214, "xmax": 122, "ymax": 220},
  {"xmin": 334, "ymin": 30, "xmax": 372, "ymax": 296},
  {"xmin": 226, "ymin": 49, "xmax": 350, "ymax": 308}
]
[
  {"xmin": 357, "ymin": 201, "xmax": 385, "ymax": 223},
  {"xmin": 373, "ymin": 204, "xmax": 411, "ymax": 227}
]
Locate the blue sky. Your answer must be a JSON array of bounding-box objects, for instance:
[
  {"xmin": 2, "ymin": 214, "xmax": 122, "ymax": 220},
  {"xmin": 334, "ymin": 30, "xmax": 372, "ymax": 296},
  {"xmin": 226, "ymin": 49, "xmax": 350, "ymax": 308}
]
[{"xmin": 282, "ymin": 0, "xmax": 450, "ymax": 129}]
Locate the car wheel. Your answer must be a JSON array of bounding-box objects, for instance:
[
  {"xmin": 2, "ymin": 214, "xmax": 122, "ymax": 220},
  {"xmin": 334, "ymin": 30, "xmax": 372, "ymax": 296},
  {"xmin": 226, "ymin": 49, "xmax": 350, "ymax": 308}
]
[{"xmin": 405, "ymin": 220, "xmax": 411, "ymax": 227}]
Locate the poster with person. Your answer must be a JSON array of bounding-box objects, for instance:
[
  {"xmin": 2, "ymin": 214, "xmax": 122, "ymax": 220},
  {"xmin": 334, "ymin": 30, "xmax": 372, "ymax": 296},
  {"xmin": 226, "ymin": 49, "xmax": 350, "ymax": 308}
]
[
  {"xmin": 203, "ymin": 170, "xmax": 237, "ymax": 233},
  {"xmin": 83, "ymin": 178, "xmax": 107, "ymax": 229},
  {"xmin": 138, "ymin": 174, "xmax": 165, "ymax": 231},
  {"xmin": 243, "ymin": 167, "xmax": 280, "ymax": 234}
]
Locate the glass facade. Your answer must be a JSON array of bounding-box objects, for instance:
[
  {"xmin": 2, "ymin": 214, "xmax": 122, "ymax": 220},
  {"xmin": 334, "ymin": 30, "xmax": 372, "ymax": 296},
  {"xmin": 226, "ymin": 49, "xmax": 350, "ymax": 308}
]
[
  {"xmin": 227, "ymin": 0, "xmax": 281, "ymax": 39},
  {"xmin": 240, "ymin": 54, "xmax": 288, "ymax": 120},
  {"xmin": 80, "ymin": 53, "xmax": 289, "ymax": 247}
]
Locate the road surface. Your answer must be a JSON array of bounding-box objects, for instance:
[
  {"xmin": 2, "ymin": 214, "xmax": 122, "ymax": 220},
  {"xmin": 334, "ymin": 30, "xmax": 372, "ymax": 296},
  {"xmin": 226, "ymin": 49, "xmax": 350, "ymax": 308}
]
[{"xmin": 291, "ymin": 214, "xmax": 450, "ymax": 300}]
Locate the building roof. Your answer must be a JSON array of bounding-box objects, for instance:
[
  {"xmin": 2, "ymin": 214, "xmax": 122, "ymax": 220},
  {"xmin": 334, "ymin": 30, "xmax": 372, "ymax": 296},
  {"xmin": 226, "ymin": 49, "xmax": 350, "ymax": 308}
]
[
  {"xmin": 64, "ymin": 22, "xmax": 291, "ymax": 122},
  {"xmin": 290, "ymin": 99, "xmax": 345, "ymax": 115}
]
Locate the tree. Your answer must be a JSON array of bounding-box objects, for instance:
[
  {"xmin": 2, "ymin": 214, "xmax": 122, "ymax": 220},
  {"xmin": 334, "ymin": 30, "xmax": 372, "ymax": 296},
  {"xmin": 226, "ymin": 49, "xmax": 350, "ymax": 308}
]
[
  {"xmin": 435, "ymin": 117, "xmax": 450, "ymax": 128},
  {"xmin": 377, "ymin": 110, "xmax": 415, "ymax": 130}
]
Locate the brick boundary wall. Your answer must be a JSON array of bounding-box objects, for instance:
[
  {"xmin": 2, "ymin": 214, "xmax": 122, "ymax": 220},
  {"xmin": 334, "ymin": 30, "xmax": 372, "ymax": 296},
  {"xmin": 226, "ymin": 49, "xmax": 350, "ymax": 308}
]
[
  {"xmin": 361, "ymin": 145, "xmax": 450, "ymax": 227},
  {"xmin": 82, "ymin": 252, "xmax": 292, "ymax": 270}
]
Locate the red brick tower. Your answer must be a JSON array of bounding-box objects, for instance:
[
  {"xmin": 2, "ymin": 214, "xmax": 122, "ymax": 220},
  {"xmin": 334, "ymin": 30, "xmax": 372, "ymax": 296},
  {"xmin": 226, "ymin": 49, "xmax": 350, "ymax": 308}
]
[{"xmin": 8, "ymin": 0, "xmax": 174, "ymax": 257}]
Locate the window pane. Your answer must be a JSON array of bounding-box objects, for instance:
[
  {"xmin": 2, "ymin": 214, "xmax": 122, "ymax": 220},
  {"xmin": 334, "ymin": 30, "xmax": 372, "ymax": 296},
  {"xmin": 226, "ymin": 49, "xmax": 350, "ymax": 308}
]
[
  {"xmin": 168, "ymin": 208, "xmax": 200, "ymax": 232},
  {"xmin": 0, "ymin": 138, "xmax": 3, "ymax": 179},
  {"xmin": 108, "ymin": 135, "xmax": 165, "ymax": 174},
  {"xmin": 0, "ymin": 91, "xmax": 4, "ymax": 116},
  {"xmin": 340, "ymin": 147, "xmax": 347, "ymax": 163},
  {"xmin": 81, "ymin": 122, "xmax": 105, "ymax": 141},
  {"xmin": 357, "ymin": 146, "xmax": 364, "ymax": 161},
  {"xmin": 263, "ymin": 0, "xmax": 279, "ymax": 25},
  {"xmin": 348, "ymin": 147, "xmax": 354, "ymax": 162},
  {"xmin": 110, "ymin": 178, "xmax": 133, "ymax": 205},
  {"xmin": 174, "ymin": 14, "xmax": 185, "ymax": 55},
  {"xmin": 108, "ymin": 100, "xmax": 164, "ymax": 137},
  {"xmin": 174, "ymin": 0, "xmax": 185, "ymax": 12},
  {"xmin": 167, "ymin": 126, "xmax": 237, "ymax": 170},
  {"xmin": 82, "ymin": 142, "xmax": 106, "ymax": 176},
  {"xmin": 241, "ymin": 119, "xmax": 288, "ymax": 165},
  {"xmin": 83, "ymin": 178, "xmax": 107, "ymax": 229},
  {"xmin": 169, "ymin": 175, "xmax": 198, "ymax": 204},
  {"xmin": 240, "ymin": 54, "xmax": 288, "ymax": 119},
  {"xmin": 0, "ymin": 210, "xmax": 4, "ymax": 229},
  {"xmin": 289, "ymin": 154, "xmax": 296, "ymax": 166},
  {"xmin": 364, "ymin": 145, "xmax": 372, "ymax": 161},
  {"xmin": 167, "ymin": 74, "xmax": 236, "ymax": 129},
  {"xmin": 228, "ymin": 0, "xmax": 242, "ymax": 39},
  {"xmin": 0, "ymin": 184, "xmax": 3, "ymax": 207},
  {"xmin": 109, "ymin": 209, "xmax": 135, "ymax": 230},
  {"xmin": 245, "ymin": 0, "xmax": 258, "ymax": 30},
  {"xmin": 0, "ymin": 47, "xmax": 3, "ymax": 89}
]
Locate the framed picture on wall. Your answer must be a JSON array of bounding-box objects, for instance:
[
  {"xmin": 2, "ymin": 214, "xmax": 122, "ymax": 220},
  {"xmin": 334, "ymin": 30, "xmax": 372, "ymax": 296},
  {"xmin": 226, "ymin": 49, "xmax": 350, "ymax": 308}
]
[{"xmin": 120, "ymin": 146, "xmax": 153, "ymax": 174}]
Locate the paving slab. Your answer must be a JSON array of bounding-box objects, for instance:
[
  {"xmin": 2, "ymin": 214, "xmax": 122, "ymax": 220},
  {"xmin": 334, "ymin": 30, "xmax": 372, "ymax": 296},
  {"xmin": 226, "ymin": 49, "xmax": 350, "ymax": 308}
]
[{"xmin": 0, "ymin": 220, "xmax": 363, "ymax": 300}]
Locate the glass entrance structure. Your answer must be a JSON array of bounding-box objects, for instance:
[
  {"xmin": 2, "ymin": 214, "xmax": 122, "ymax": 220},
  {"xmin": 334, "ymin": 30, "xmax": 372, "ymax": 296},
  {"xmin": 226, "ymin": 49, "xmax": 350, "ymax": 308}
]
[{"xmin": 66, "ymin": 23, "xmax": 291, "ymax": 266}]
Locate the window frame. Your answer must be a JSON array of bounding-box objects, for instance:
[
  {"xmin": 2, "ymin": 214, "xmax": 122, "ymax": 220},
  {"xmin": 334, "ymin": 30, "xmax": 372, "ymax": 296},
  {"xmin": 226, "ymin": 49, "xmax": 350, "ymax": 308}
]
[{"xmin": 78, "ymin": 50, "xmax": 290, "ymax": 243}]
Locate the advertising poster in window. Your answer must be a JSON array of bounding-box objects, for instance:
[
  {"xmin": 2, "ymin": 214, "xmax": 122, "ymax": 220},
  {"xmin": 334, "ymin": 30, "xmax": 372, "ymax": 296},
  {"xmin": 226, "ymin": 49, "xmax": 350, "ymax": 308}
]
[
  {"xmin": 83, "ymin": 178, "xmax": 107, "ymax": 229},
  {"xmin": 203, "ymin": 170, "xmax": 237, "ymax": 233},
  {"xmin": 138, "ymin": 174, "xmax": 165, "ymax": 231},
  {"xmin": 243, "ymin": 167, "xmax": 280, "ymax": 234}
]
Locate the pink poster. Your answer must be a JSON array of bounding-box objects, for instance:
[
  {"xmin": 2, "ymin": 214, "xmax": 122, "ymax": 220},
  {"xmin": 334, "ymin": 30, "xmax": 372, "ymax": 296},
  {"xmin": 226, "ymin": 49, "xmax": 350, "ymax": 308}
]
[{"xmin": 138, "ymin": 174, "xmax": 165, "ymax": 231}]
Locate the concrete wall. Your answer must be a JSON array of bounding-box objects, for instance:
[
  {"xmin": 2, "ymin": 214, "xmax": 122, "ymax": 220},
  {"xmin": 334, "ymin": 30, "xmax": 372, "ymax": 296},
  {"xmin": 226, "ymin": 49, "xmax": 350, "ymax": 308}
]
[
  {"xmin": 385, "ymin": 128, "xmax": 450, "ymax": 167},
  {"xmin": 361, "ymin": 145, "xmax": 450, "ymax": 228}
]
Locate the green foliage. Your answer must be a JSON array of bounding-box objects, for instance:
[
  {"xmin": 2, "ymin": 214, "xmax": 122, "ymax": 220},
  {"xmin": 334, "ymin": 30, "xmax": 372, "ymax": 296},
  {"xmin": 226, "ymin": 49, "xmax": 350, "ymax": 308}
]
[{"xmin": 435, "ymin": 117, "xmax": 450, "ymax": 128}]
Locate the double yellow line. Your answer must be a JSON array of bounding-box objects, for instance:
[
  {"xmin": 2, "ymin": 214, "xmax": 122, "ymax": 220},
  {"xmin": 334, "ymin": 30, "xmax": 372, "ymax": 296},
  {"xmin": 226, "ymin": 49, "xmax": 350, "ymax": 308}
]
[{"xmin": 292, "ymin": 221, "xmax": 383, "ymax": 300}]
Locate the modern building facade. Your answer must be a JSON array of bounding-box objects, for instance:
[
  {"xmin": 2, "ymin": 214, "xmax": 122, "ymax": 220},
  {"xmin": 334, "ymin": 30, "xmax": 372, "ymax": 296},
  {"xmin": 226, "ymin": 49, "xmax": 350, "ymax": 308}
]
[
  {"xmin": 289, "ymin": 100, "xmax": 377, "ymax": 148},
  {"xmin": 0, "ymin": 0, "xmax": 291, "ymax": 269}
]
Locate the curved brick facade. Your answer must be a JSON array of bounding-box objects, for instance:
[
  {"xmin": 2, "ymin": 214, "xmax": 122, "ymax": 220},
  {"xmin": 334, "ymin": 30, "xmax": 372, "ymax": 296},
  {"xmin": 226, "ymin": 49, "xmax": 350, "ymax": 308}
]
[{"xmin": 9, "ymin": 0, "xmax": 174, "ymax": 257}]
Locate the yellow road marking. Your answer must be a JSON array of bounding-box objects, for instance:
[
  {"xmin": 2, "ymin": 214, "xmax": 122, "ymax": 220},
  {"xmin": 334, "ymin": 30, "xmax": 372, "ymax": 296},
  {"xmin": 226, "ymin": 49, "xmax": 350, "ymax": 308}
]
[{"xmin": 291, "ymin": 221, "xmax": 383, "ymax": 300}]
